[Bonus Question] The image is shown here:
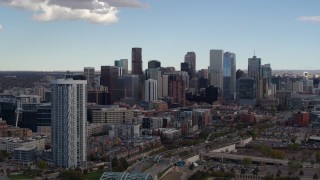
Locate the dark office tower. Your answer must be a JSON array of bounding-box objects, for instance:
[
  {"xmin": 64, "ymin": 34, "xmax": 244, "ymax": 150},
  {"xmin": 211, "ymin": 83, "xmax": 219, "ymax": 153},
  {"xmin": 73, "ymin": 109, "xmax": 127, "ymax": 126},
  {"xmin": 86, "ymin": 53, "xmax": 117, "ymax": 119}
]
[
  {"xmin": 100, "ymin": 66, "xmax": 119, "ymax": 90},
  {"xmin": 87, "ymin": 86, "xmax": 111, "ymax": 105},
  {"xmin": 236, "ymin": 77, "xmax": 257, "ymax": 106},
  {"xmin": 271, "ymin": 76, "xmax": 281, "ymax": 90},
  {"xmin": 148, "ymin": 60, "xmax": 161, "ymax": 69},
  {"xmin": 181, "ymin": 62, "xmax": 190, "ymax": 74},
  {"xmin": 248, "ymin": 55, "xmax": 262, "ymax": 100},
  {"xmin": 185, "ymin": 52, "xmax": 196, "ymax": 75},
  {"xmin": 132, "ymin": 48, "xmax": 143, "ymax": 75},
  {"xmin": 100, "ymin": 66, "xmax": 120, "ymax": 102},
  {"xmin": 236, "ymin": 69, "xmax": 245, "ymax": 79}
]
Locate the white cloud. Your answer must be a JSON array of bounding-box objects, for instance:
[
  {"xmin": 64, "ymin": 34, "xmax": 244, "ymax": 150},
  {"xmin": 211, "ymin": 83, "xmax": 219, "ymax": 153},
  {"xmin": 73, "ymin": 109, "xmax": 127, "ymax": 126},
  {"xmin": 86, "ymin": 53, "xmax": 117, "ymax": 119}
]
[
  {"xmin": 0, "ymin": 24, "xmax": 2, "ymax": 30},
  {"xmin": 0, "ymin": 0, "xmax": 148, "ymax": 24},
  {"xmin": 297, "ymin": 16, "xmax": 320, "ymax": 24}
]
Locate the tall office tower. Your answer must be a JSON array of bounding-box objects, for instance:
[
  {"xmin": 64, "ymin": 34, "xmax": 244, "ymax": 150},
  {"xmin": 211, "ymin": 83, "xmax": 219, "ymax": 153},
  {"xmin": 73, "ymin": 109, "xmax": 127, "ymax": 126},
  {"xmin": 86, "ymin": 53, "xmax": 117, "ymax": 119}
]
[
  {"xmin": 185, "ymin": 52, "xmax": 196, "ymax": 75},
  {"xmin": 162, "ymin": 75, "xmax": 169, "ymax": 97},
  {"xmin": 145, "ymin": 79, "xmax": 158, "ymax": 102},
  {"xmin": 236, "ymin": 77, "xmax": 257, "ymax": 106},
  {"xmin": 209, "ymin": 50, "xmax": 224, "ymax": 91},
  {"xmin": 223, "ymin": 52, "xmax": 236, "ymax": 101},
  {"xmin": 262, "ymin": 64, "xmax": 272, "ymax": 98},
  {"xmin": 180, "ymin": 62, "xmax": 190, "ymax": 76},
  {"xmin": 116, "ymin": 74, "xmax": 140, "ymax": 104},
  {"xmin": 262, "ymin": 64, "xmax": 272, "ymax": 84},
  {"xmin": 84, "ymin": 67, "xmax": 95, "ymax": 89},
  {"xmin": 148, "ymin": 60, "xmax": 161, "ymax": 69},
  {"xmin": 100, "ymin": 66, "xmax": 120, "ymax": 102},
  {"xmin": 198, "ymin": 69, "xmax": 209, "ymax": 79},
  {"xmin": 51, "ymin": 78, "xmax": 87, "ymax": 168},
  {"xmin": 169, "ymin": 76, "xmax": 186, "ymax": 107},
  {"xmin": 248, "ymin": 55, "xmax": 262, "ymax": 100},
  {"xmin": 146, "ymin": 68, "xmax": 163, "ymax": 98},
  {"xmin": 132, "ymin": 48, "xmax": 143, "ymax": 75},
  {"xmin": 115, "ymin": 59, "xmax": 128, "ymax": 74}
]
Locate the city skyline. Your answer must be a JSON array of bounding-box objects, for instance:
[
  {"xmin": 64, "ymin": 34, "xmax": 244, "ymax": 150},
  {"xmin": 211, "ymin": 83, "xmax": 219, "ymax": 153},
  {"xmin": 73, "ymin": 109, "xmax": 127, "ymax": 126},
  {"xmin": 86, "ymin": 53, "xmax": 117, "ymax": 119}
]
[{"xmin": 0, "ymin": 0, "xmax": 320, "ymax": 71}]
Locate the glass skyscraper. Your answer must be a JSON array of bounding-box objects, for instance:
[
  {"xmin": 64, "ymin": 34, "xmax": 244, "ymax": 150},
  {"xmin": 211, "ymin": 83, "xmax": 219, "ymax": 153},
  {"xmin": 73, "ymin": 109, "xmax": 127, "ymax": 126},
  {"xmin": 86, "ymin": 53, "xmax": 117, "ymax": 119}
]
[{"xmin": 223, "ymin": 52, "xmax": 236, "ymax": 101}]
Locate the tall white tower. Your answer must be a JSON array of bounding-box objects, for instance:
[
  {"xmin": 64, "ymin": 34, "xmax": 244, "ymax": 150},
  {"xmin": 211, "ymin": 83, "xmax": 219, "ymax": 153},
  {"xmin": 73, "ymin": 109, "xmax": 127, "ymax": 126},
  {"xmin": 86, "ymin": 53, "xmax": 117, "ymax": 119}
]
[
  {"xmin": 51, "ymin": 78, "xmax": 87, "ymax": 168},
  {"xmin": 209, "ymin": 49, "xmax": 224, "ymax": 90},
  {"xmin": 145, "ymin": 79, "xmax": 158, "ymax": 102}
]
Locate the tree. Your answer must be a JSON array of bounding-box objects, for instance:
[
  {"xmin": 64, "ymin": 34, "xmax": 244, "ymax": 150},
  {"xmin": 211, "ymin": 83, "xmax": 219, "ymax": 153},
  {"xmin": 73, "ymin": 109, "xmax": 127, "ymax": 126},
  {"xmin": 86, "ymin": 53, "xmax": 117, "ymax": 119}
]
[
  {"xmin": 315, "ymin": 152, "xmax": 320, "ymax": 163},
  {"xmin": 271, "ymin": 149, "xmax": 285, "ymax": 159},
  {"xmin": 59, "ymin": 170, "xmax": 83, "ymax": 180},
  {"xmin": 288, "ymin": 160, "xmax": 301, "ymax": 171},
  {"xmin": 276, "ymin": 169, "xmax": 282, "ymax": 177},
  {"xmin": 83, "ymin": 169, "xmax": 88, "ymax": 174},
  {"xmin": 189, "ymin": 163, "xmax": 195, "ymax": 170},
  {"xmin": 242, "ymin": 157, "xmax": 252, "ymax": 166},
  {"xmin": 314, "ymin": 173, "xmax": 319, "ymax": 179},
  {"xmin": 253, "ymin": 167, "xmax": 259, "ymax": 175},
  {"xmin": 299, "ymin": 170, "xmax": 304, "ymax": 176},
  {"xmin": 241, "ymin": 168, "xmax": 246, "ymax": 174},
  {"xmin": 98, "ymin": 165, "xmax": 104, "ymax": 170},
  {"xmin": 37, "ymin": 160, "xmax": 47, "ymax": 169},
  {"xmin": 117, "ymin": 157, "xmax": 129, "ymax": 172},
  {"xmin": 288, "ymin": 143, "xmax": 300, "ymax": 152},
  {"xmin": 112, "ymin": 158, "xmax": 118, "ymax": 168}
]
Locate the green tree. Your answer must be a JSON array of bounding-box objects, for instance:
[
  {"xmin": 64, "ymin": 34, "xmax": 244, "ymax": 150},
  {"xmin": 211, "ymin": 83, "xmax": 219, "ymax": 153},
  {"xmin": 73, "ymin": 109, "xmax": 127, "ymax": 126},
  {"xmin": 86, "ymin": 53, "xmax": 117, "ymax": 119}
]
[
  {"xmin": 98, "ymin": 165, "xmax": 104, "ymax": 170},
  {"xmin": 288, "ymin": 143, "xmax": 300, "ymax": 152},
  {"xmin": 315, "ymin": 152, "xmax": 320, "ymax": 163},
  {"xmin": 117, "ymin": 157, "xmax": 129, "ymax": 172},
  {"xmin": 288, "ymin": 160, "xmax": 301, "ymax": 171},
  {"xmin": 242, "ymin": 157, "xmax": 252, "ymax": 166},
  {"xmin": 299, "ymin": 170, "xmax": 304, "ymax": 176},
  {"xmin": 37, "ymin": 160, "xmax": 47, "ymax": 169},
  {"xmin": 112, "ymin": 158, "xmax": 118, "ymax": 168},
  {"xmin": 276, "ymin": 169, "xmax": 282, "ymax": 177},
  {"xmin": 59, "ymin": 170, "xmax": 83, "ymax": 180}
]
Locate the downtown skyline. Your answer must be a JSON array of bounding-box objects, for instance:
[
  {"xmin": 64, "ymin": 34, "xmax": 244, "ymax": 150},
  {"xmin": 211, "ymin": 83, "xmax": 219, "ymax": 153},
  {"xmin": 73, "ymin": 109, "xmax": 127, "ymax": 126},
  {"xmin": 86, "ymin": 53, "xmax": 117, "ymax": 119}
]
[{"xmin": 0, "ymin": 0, "xmax": 320, "ymax": 71}]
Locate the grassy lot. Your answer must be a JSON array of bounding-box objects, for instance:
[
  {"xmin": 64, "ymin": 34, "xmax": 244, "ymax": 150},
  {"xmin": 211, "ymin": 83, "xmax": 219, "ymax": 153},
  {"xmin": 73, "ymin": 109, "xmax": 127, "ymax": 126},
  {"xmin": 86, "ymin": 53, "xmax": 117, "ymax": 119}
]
[{"xmin": 83, "ymin": 170, "xmax": 105, "ymax": 180}]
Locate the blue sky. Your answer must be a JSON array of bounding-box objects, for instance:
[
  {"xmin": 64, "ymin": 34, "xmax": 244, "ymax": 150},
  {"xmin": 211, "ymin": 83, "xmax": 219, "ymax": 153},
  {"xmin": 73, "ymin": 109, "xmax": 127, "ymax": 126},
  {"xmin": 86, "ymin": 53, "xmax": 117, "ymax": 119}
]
[{"xmin": 0, "ymin": 0, "xmax": 319, "ymax": 71}]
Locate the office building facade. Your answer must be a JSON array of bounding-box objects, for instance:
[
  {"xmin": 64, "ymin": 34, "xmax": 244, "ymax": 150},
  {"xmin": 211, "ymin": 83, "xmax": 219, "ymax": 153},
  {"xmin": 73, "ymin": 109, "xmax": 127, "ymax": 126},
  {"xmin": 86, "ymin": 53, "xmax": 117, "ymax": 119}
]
[
  {"xmin": 209, "ymin": 50, "xmax": 224, "ymax": 90},
  {"xmin": 132, "ymin": 48, "xmax": 143, "ymax": 75},
  {"xmin": 145, "ymin": 79, "xmax": 158, "ymax": 102},
  {"xmin": 223, "ymin": 52, "xmax": 236, "ymax": 101}
]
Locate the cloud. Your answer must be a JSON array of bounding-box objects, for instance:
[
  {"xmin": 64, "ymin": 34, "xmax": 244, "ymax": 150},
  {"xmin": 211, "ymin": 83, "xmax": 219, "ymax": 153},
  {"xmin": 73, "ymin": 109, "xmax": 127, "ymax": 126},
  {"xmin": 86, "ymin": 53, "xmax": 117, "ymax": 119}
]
[
  {"xmin": 0, "ymin": 0, "xmax": 148, "ymax": 24},
  {"xmin": 297, "ymin": 16, "xmax": 320, "ymax": 24},
  {"xmin": 0, "ymin": 24, "xmax": 2, "ymax": 30}
]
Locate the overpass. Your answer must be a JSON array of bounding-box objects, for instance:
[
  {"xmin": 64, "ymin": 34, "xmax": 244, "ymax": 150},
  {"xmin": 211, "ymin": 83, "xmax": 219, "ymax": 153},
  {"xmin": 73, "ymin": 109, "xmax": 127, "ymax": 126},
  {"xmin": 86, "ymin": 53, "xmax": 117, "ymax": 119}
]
[{"xmin": 202, "ymin": 152, "xmax": 288, "ymax": 166}]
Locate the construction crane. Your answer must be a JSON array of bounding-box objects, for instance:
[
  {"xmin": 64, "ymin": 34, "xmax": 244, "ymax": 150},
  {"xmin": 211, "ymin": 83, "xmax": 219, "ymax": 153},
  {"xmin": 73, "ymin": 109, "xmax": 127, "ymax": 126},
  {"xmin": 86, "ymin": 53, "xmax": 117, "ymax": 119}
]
[{"xmin": 15, "ymin": 99, "xmax": 22, "ymax": 127}]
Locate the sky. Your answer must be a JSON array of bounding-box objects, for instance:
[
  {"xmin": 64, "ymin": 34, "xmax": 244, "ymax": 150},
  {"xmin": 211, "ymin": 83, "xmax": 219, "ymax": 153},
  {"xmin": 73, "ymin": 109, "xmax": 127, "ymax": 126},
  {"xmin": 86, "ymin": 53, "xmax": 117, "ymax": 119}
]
[{"xmin": 0, "ymin": 0, "xmax": 320, "ymax": 71}]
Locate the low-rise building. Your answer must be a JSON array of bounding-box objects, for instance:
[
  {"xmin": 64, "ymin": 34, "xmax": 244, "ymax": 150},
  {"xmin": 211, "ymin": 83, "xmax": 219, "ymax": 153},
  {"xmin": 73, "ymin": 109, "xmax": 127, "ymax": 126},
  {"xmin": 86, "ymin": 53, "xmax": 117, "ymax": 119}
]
[
  {"xmin": 0, "ymin": 136, "xmax": 45, "ymax": 152},
  {"xmin": 13, "ymin": 146, "xmax": 36, "ymax": 166}
]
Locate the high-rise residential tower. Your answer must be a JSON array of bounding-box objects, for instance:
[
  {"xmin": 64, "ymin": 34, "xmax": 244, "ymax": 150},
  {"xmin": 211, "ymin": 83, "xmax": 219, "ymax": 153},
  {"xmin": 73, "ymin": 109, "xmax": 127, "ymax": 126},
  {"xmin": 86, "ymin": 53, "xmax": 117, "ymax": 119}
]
[
  {"xmin": 184, "ymin": 52, "xmax": 196, "ymax": 76},
  {"xmin": 209, "ymin": 50, "xmax": 224, "ymax": 90},
  {"xmin": 248, "ymin": 55, "xmax": 262, "ymax": 100},
  {"xmin": 84, "ymin": 67, "xmax": 95, "ymax": 89},
  {"xmin": 51, "ymin": 78, "xmax": 87, "ymax": 168},
  {"xmin": 223, "ymin": 52, "xmax": 236, "ymax": 101},
  {"xmin": 132, "ymin": 48, "xmax": 143, "ymax": 75}
]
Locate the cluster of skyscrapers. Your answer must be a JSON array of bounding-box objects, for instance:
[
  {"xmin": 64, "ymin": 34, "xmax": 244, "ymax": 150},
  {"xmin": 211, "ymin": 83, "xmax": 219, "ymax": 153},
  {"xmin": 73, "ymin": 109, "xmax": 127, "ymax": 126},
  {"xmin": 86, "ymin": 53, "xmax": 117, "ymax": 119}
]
[{"xmin": 51, "ymin": 47, "xmax": 275, "ymax": 168}]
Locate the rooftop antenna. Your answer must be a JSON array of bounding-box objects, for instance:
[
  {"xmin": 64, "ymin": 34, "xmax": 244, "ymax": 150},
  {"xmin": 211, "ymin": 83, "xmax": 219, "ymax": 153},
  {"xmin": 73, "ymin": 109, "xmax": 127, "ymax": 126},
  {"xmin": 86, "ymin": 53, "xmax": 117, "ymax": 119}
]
[{"xmin": 254, "ymin": 49, "xmax": 256, "ymax": 56}]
